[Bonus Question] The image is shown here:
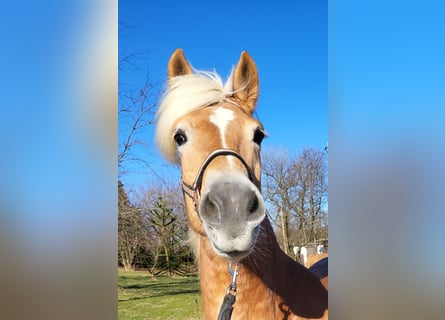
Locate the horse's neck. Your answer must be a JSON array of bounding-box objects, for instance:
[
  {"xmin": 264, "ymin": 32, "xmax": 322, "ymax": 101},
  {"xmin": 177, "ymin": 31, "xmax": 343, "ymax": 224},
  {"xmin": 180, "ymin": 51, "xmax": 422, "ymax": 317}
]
[{"xmin": 198, "ymin": 218, "xmax": 328, "ymax": 320}]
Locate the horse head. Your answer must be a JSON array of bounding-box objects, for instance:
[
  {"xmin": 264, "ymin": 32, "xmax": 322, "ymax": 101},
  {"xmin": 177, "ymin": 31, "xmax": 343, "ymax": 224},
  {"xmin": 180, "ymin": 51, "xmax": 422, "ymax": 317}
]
[{"xmin": 156, "ymin": 49, "xmax": 266, "ymax": 261}]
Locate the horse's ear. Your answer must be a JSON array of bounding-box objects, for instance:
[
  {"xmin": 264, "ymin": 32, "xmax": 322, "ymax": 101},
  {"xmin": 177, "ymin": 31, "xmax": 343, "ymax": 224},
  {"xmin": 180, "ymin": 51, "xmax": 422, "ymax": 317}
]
[
  {"xmin": 168, "ymin": 48, "xmax": 193, "ymax": 79},
  {"xmin": 232, "ymin": 51, "xmax": 259, "ymax": 114}
]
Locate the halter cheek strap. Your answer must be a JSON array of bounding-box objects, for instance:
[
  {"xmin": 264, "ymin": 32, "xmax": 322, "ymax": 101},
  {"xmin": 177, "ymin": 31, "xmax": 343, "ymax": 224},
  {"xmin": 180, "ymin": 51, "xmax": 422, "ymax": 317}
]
[{"xmin": 181, "ymin": 148, "xmax": 259, "ymax": 211}]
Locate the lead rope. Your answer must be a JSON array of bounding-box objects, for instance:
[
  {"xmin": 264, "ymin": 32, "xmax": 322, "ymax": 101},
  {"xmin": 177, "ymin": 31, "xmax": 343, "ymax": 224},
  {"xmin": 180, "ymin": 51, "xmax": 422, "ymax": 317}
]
[{"xmin": 217, "ymin": 261, "xmax": 239, "ymax": 320}]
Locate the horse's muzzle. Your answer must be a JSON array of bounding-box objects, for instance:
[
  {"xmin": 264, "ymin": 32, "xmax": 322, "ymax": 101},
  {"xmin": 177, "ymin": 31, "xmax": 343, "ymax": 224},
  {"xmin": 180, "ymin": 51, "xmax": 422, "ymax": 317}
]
[{"xmin": 198, "ymin": 174, "xmax": 265, "ymax": 260}]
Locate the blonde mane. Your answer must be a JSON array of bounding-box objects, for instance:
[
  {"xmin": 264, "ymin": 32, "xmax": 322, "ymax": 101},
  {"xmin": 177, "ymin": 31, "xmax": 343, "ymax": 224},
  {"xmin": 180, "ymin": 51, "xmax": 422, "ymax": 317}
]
[{"xmin": 155, "ymin": 70, "xmax": 235, "ymax": 163}]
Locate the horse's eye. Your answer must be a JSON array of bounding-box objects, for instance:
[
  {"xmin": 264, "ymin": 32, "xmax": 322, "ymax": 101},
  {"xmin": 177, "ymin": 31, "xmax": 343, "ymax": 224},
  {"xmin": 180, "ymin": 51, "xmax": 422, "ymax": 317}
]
[
  {"xmin": 174, "ymin": 131, "xmax": 187, "ymax": 146},
  {"xmin": 253, "ymin": 128, "xmax": 265, "ymax": 145}
]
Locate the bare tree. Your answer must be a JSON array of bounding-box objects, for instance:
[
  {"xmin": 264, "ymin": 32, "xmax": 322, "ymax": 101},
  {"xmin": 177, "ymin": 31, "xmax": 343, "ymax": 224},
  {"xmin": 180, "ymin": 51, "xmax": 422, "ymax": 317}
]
[
  {"xmin": 118, "ymin": 180, "xmax": 146, "ymax": 270},
  {"xmin": 118, "ymin": 72, "xmax": 159, "ymax": 177},
  {"xmin": 118, "ymin": 23, "xmax": 160, "ymax": 178},
  {"xmin": 262, "ymin": 147, "xmax": 328, "ymax": 256},
  {"xmin": 292, "ymin": 148, "xmax": 328, "ymax": 245},
  {"xmin": 262, "ymin": 147, "xmax": 297, "ymax": 254}
]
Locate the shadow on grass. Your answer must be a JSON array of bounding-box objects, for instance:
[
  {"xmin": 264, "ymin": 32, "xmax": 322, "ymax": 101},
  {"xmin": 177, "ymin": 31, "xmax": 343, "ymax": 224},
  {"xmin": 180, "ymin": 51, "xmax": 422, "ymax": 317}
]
[
  {"xmin": 120, "ymin": 277, "xmax": 197, "ymax": 289},
  {"xmin": 118, "ymin": 275, "xmax": 201, "ymax": 302},
  {"xmin": 119, "ymin": 288, "xmax": 201, "ymax": 302}
]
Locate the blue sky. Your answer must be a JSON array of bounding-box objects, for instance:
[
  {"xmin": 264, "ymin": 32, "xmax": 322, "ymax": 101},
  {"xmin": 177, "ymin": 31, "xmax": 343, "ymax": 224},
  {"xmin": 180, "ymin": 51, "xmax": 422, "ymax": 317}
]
[{"xmin": 119, "ymin": 1, "xmax": 327, "ymax": 193}]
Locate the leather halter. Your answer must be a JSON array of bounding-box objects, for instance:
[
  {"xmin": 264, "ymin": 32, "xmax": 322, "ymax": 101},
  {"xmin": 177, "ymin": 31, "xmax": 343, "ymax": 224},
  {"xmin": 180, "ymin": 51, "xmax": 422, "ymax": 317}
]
[{"xmin": 181, "ymin": 148, "xmax": 259, "ymax": 210}]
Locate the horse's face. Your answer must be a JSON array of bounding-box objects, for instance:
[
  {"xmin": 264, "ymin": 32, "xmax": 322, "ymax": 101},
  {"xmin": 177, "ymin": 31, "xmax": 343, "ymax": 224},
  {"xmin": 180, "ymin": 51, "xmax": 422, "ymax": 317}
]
[
  {"xmin": 174, "ymin": 104, "xmax": 265, "ymax": 260},
  {"xmin": 161, "ymin": 49, "xmax": 266, "ymax": 261}
]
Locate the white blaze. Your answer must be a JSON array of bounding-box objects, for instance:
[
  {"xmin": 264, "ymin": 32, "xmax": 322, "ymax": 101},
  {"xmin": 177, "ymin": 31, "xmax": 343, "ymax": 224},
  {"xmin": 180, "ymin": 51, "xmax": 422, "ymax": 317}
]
[{"xmin": 209, "ymin": 108, "xmax": 234, "ymax": 148}]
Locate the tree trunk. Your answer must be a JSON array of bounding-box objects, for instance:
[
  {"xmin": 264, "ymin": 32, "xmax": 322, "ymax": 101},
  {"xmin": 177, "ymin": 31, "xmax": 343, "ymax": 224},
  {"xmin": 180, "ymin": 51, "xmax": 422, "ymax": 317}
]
[
  {"xmin": 122, "ymin": 257, "xmax": 133, "ymax": 271},
  {"xmin": 280, "ymin": 209, "xmax": 290, "ymax": 255},
  {"xmin": 163, "ymin": 242, "xmax": 171, "ymax": 276}
]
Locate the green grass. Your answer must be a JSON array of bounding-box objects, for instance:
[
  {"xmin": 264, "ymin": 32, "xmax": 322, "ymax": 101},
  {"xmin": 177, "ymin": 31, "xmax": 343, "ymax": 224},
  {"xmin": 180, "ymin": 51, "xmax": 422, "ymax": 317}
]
[{"xmin": 118, "ymin": 270, "xmax": 204, "ymax": 320}]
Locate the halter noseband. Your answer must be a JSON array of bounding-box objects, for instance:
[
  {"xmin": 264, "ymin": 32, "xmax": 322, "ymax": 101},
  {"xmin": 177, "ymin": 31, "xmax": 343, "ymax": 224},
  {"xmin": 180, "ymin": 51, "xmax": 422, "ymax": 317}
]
[{"xmin": 181, "ymin": 148, "xmax": 259, "ymax": 210}]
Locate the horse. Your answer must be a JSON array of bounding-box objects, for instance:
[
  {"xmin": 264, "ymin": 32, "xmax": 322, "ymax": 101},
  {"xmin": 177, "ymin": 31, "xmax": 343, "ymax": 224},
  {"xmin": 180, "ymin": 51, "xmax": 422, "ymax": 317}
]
[{"xmin": 155, "ymin": 48, "xmax": 328, "ymax": 320}]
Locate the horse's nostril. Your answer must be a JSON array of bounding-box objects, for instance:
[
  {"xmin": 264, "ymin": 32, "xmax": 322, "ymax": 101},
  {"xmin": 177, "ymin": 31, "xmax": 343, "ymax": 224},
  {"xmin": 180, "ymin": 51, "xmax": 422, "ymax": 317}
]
[
  {"xmin": 204, "ymin": 197, "xmax": 217, "ymax": 212},
  {"xmin": 201, "ymin": 194, "xmax": 221, "ymax": 225},
  {"xmin": 248, "ymin": 195, "xmax": 259, "ymax": 213}
]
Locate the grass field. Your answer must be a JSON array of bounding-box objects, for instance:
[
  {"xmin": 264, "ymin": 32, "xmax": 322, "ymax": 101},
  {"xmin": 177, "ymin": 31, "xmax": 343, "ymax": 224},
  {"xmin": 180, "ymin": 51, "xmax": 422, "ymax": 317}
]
[{"xmin": 118, "ymin": 270, "xmax": 204, "ymax": 320}]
